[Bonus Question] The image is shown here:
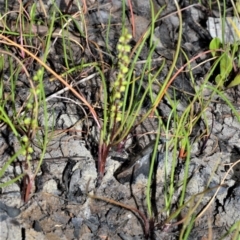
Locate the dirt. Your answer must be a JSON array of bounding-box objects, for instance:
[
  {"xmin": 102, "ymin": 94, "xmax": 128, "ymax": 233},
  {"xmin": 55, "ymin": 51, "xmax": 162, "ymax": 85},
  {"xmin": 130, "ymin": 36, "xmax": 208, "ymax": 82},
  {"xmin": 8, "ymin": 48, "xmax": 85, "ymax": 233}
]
[{"xmin": 0, "ymin": 0, "xmax": 240, "ymax": 239}]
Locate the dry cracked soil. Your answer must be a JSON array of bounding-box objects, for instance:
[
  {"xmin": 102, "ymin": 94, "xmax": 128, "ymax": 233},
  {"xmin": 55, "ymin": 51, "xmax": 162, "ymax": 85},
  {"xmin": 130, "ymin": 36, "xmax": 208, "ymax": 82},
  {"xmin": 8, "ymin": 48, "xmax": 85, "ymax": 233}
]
[{"xmin": 1, "ymin": 0, "xmax": 240, "ymax": 239}]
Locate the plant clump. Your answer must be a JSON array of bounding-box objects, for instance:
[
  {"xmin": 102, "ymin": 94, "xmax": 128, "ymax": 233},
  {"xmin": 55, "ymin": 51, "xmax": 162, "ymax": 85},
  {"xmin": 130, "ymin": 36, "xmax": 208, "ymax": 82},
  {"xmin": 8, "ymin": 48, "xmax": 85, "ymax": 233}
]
[{"xmin": 98, "ymin": 28, "xmax": 132, "ymax": 182}]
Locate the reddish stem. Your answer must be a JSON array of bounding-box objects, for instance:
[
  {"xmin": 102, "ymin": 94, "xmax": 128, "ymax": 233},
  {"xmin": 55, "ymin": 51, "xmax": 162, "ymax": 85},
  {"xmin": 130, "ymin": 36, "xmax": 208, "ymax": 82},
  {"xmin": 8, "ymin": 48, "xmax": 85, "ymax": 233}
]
[{"xmin": 98, "ymin": 142, "xmax": 110, "ymax": 184}]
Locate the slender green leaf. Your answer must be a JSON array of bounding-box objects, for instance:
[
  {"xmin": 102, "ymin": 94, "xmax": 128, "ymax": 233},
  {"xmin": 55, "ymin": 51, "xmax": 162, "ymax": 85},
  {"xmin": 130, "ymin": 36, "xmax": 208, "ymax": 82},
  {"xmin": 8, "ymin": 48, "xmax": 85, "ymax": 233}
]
[{"xmin": 227, "ymin": 73, "xmax": 240, "ymax": 88}]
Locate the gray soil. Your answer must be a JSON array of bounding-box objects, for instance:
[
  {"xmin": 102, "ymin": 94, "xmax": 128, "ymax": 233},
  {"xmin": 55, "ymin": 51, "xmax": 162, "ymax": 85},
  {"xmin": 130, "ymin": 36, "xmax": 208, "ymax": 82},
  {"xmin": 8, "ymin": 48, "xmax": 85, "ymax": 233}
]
[{"xmin": 1, "ymin": 0, "xmax": 240, "ymax": 239}]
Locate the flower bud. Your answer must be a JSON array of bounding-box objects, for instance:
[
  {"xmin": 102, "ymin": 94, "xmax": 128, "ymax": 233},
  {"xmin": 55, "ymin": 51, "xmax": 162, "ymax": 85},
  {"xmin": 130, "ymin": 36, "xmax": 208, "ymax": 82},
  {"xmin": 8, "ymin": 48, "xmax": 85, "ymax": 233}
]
[
  {"xmin": 114, "ymin": 92, "xmax": 121, "ymax": 99},
  {"xmin": 24, "ymin": 118, "xmax": 31, "ymax": 125}
]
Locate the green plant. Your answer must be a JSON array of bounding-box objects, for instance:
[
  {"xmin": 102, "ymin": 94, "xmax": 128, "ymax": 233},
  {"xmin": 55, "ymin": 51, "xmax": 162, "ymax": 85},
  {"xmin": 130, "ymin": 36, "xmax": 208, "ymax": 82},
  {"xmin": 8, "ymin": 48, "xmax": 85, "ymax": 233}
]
[
  {"xmin": 0, "ymin": 4, "xmax": 55, "ymax": 198},
  {"xmin": 0, "ymin": 53, "xmax": 48, "ymax": 197},
  {"xmin": 209, "ymin": 37, "xmax": 235, "ymax": 88},
  {"xmin": 94, "ymin": 2, "xmax": 215, "ymax": 237},
  {"xmin": 98, "ymin": 27, "xmax": 133, "ymax": 181},
  {"xmin": 0, "ymin": 0, "xmax": 102, "ymax": 200},
  {"xmin": 0, "ymin": 58, "xmax": 25, "ymax": 186},
  {"xmin": 97, "ymin": 1, "xmax": 166, "ymax": 183},
  {"xmin": 209, "ymin": 12, "xmax": 240, "ymax": 89},
  {"xmin": 1, "ymin": 0, "xmax": 240, "ymax": 238},
  {"xmin": 220, "ymin": 220, "xmax": 240, "ymax": 239}
]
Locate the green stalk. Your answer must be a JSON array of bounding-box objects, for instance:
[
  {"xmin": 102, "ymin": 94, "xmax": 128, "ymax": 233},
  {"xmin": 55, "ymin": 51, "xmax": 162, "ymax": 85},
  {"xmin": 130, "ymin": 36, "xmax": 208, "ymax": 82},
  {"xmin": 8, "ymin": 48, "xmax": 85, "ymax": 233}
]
[
  {"xmin": 34, "ymin": 10, "xmax": 57, "ymax": 175},
  {"xmin": 146, "ymin": 0, "xmax": 182, "ymax": 118},
  {"xmin": 0, "ymin": 149, "xmax": 24, "ymax": 188},
  {"xmin": 164, "ymin": 105, "xmax": 177, "ymax": 212},
  {"xmin": 146, "ymin": 113, "xmax": 161, "ymax": 217}
]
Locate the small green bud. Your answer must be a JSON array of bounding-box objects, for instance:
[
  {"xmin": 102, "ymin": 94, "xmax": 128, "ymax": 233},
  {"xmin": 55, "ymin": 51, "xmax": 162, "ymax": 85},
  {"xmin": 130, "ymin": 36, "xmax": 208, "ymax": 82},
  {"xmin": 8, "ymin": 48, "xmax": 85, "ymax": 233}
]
[
  {"xmin": 121, "ymin": 66, "xmax": 128, "ymax": 74},
  {"xmin": 114, "ymin": 92, "xmax": 121, "ymax": 99},
  {"xmin": 26, "ymin": 103, "xmax": 33, "ymax": 109},
  {"xmin": 116, "ymin": 113, "xmax": 122, "ymax": 122},
  {"xmin": 111, "ymin": 105, "xmax": 116, "ymax": 111},
  {"xmin": 27, "ymin": 147, "xmax": 33, "ymax": 153},
  {"xmin": 33, "ymin": 75, "xmax": 38, "ymax": 81},
  {"xmin": 35, "ymin": 88, "xmax": 41, "ymax": 95},
  {"xmin": 22, "ymin": 135, "xmax": 29, "ymax": 143},
  {"xmin": 119, "ymin": 86, "xmax": 126, "ymax": 92},
  {"xmin": 122, "ymin": 55, "xmax": 130, "ymax": 65},
  {"xmin": 124, "ymin": 45, "xmax": 131, "ymax": 52},
  {"xmin": 119, "ymin": 36, "xmax": 125, "ymax": 43},
  {"xmin": 126, "ymin": 33, "xmax": 132, "ymax": 41},
  {"xmin": 117, "ymin": 44, "xmax": 124, "ymax": 52},
  {"xmin": 118, "ymin": 52, "xmax": 123, "ymax": 59},
  {"xmin": 114, "ymin": 81, "xmax": 120, "ymax": 87},
  {"xmin": 24, "ymin": 118, "xmax": 31, "ymax": 125},
  {"xmin": 37, "ymin": 68, "xmax": 43, "ymax": 79},
  {"xmin": 27, "ymin": 155, "xmax": 32, "ymax": 161}
]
